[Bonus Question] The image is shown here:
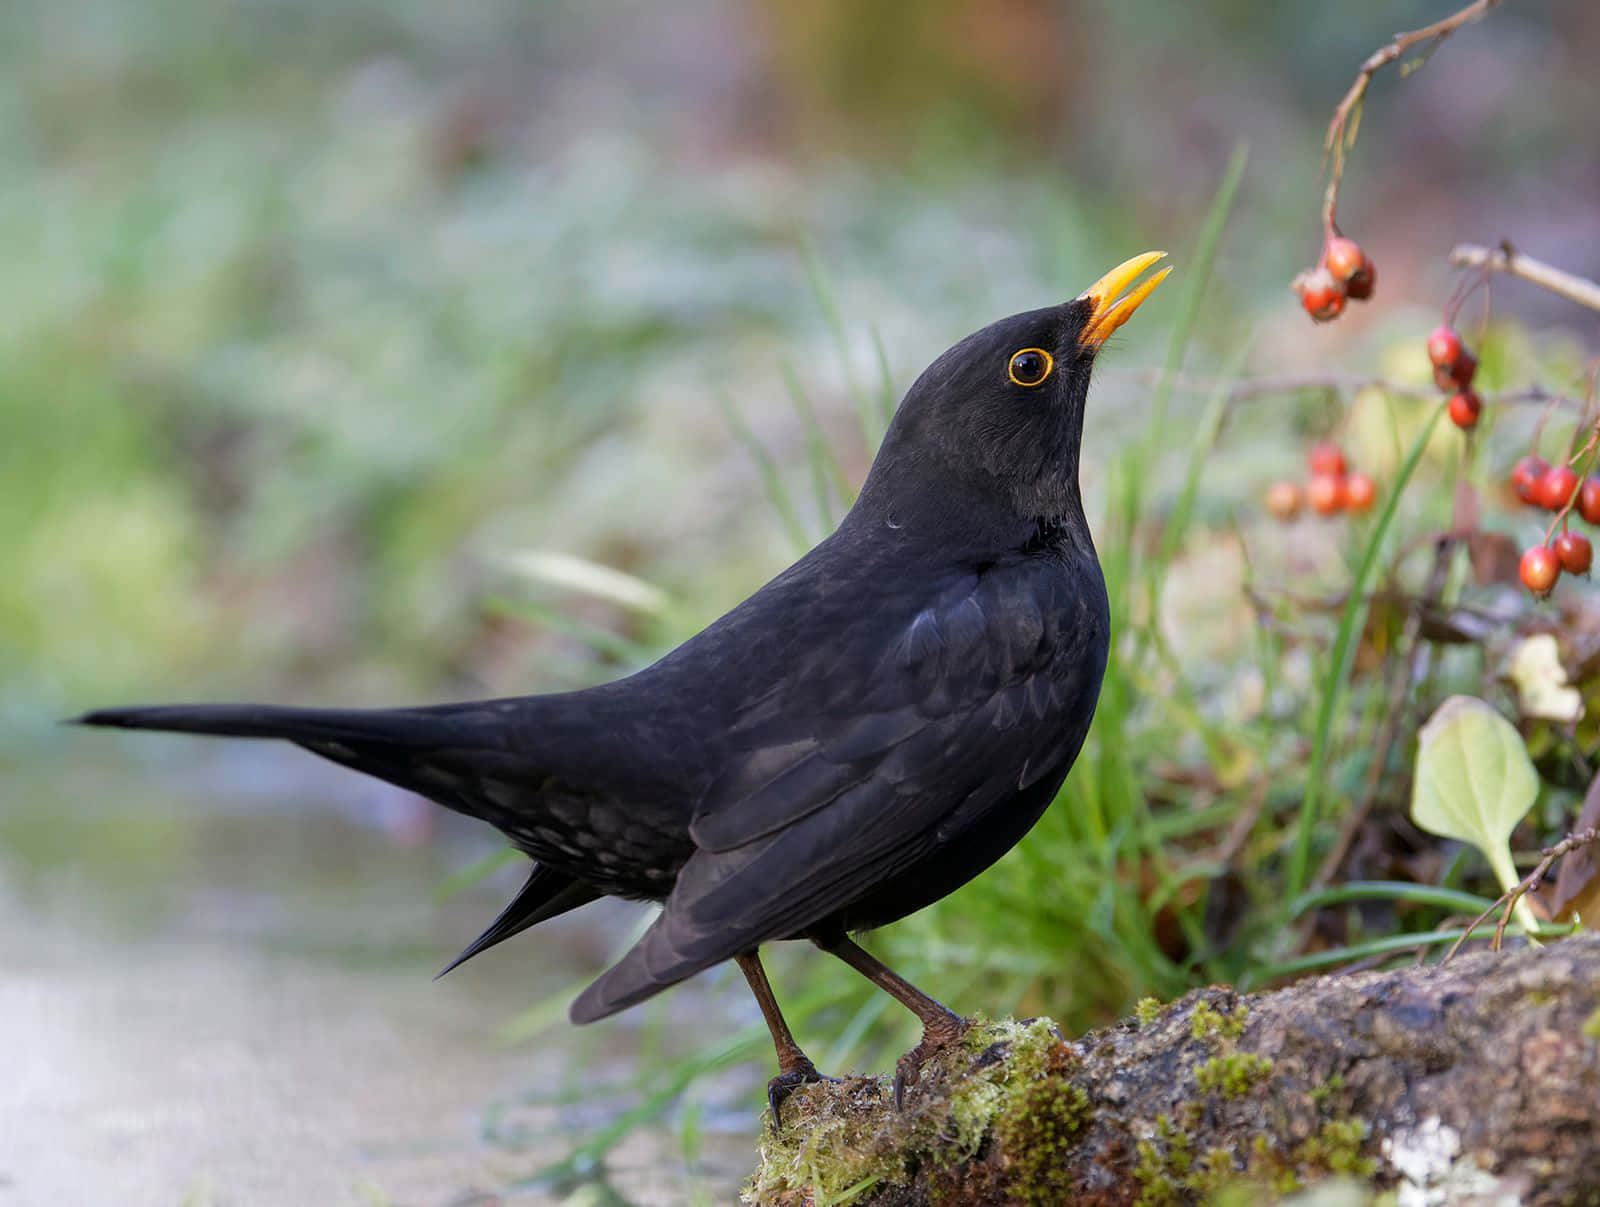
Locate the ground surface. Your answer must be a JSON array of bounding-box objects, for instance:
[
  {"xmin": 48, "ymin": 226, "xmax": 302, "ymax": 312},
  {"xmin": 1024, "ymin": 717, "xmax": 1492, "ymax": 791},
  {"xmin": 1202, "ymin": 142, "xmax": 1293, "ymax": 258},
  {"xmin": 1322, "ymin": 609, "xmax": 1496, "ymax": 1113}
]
[{"xmin": 0, "ymin": 760, "xmax": 753, "ymax": 1207}]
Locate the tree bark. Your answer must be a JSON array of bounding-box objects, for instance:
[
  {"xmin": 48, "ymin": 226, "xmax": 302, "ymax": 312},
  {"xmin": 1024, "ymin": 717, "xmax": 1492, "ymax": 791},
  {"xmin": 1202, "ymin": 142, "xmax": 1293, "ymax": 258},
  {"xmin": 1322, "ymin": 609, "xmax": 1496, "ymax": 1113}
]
[{"xmin": 747, "ymin": 934, "xmax": 1600, "ymax": 1205}]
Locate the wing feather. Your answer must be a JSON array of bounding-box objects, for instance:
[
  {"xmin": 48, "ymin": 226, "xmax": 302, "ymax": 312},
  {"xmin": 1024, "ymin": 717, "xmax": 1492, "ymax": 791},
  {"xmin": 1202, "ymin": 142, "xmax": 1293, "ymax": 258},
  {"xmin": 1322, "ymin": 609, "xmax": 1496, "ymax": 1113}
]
[{"xmin": 570, "ymin": 557, "xmax": 1105, "ymax": 1022}]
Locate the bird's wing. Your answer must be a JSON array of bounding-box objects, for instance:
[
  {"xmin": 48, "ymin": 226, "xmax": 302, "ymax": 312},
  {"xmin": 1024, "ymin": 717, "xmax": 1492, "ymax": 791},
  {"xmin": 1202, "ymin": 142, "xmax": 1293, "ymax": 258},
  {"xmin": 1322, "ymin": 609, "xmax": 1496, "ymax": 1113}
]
[{"xmin": 570, "ymin": 555, "xmax": 1106, "ymax": 1021}]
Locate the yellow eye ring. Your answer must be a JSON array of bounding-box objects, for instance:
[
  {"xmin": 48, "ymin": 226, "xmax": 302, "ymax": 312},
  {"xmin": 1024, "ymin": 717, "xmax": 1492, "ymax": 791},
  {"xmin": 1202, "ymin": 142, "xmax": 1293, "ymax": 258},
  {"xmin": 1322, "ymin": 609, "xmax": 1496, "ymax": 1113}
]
[{"xmin": 1007, "ymin": 347, "xmax": 1053, "ymax": 387}]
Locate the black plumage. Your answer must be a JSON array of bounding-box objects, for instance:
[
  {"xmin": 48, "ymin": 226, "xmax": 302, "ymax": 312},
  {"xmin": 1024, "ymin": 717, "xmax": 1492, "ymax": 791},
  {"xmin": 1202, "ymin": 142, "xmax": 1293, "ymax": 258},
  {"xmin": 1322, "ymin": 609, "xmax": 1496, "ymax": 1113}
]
[{"xmin": 78, "ymin": 252, "xmax": 1170, "ymax": 1115}]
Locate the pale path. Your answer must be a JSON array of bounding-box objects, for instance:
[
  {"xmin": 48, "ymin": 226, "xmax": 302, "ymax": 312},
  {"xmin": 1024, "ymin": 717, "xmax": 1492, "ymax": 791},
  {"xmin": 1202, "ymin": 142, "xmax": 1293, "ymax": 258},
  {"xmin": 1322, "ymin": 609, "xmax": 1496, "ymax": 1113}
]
[{"xmin": 0, "ymin": 759, "xmax": 751, "ymax": 1206}]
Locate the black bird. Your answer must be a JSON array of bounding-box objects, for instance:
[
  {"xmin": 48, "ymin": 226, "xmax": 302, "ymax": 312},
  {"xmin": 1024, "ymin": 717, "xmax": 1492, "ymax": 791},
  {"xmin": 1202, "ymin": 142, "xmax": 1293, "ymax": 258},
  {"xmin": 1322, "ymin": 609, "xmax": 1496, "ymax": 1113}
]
[{"xmin": 78, "ymin": 252, "xmax": 1171, "ymax": 1116}]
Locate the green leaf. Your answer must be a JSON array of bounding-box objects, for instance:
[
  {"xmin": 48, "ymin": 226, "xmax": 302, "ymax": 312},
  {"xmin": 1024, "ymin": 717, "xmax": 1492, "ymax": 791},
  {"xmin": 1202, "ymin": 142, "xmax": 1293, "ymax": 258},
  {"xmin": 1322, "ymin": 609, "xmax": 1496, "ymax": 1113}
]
[{"xmin": 1410, "ymin": 695, "xmax": 1540, "ymax": 933}]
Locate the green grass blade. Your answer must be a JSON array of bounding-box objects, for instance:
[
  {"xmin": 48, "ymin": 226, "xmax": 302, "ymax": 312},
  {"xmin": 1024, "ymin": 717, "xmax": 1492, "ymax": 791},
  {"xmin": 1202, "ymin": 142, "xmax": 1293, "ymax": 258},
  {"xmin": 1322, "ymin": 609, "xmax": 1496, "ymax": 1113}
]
[
  {"xmin": 799, "ymin": 235, "xmax": 880, "ymax": 453},
  {"xmin": 1286, "ymin": 402, "xmax": 1445, "ymax": 898},
  {"xmin": 1145, "ymin": 140, "xmax": 1249, "ymax": 449},
  {"xmin": 714, "ymin": 387, "xmax": 814, "ymax": 554},
  {"xmin": 1244, "ymin": 921, "xmax": 1577, "ymax": 985},
  {"xmin": 482, "ymin": 595, "xmax": 656, "ymax": 665},
  {"xmin": 870, "ymin": 324, "xmax": 897, "ymax": 426},
  {"xmin": 432, "ymin": 845, "xmax": 519, "ymax": 903},
  {"xmin": 1290, "ymin": 880, "xmax": 1498, "ymax": 917},
  {"xmin": 780, "ymin": 358, "xmax": 854, "ymax": 523},
  {"xmin": 818, "ymin": 1175, "xmax": 884, "ymax": 1206}
]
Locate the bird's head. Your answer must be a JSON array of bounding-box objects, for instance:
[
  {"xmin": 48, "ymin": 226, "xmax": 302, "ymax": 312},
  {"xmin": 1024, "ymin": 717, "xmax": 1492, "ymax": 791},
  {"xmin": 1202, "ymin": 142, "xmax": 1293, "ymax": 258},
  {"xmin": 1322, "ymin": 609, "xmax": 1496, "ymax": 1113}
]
[{"xmin": 856, "ymin": 252, "xmax": 1171, "ymax": 539}]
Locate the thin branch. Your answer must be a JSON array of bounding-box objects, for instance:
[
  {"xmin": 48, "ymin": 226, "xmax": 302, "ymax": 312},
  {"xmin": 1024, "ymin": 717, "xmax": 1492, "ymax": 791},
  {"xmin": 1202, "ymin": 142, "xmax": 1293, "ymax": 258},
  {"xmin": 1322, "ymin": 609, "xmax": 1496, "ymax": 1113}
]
[
  {"xmin": 1102, "ymin": 368, "xmax": 1588, "ymax": 415},
  {"xmin": 1443, "ymin": 827, "xmax": 1600, "ymax": 963},
  {"xmin": 1321, "ymin": 0, "xmax": 1503, "ymax": 239},
  {"xmin": 1450, "ymin": 242, "xmax": 1600, "ymax": 315}
]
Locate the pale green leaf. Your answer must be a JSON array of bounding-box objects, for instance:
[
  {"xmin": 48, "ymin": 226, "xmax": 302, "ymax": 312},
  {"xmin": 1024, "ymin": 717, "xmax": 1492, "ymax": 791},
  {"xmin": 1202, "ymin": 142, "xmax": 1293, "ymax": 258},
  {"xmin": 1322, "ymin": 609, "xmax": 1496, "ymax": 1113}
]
[{"xmin": 1411, "ymin": 695, "xmax": 1540, "ymax": 933}]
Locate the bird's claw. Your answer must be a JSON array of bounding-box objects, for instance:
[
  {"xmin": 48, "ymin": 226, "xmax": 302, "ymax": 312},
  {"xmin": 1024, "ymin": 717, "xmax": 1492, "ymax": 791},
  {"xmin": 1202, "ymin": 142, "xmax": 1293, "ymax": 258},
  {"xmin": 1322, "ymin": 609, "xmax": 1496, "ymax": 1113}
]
[
  {"xmin": 892, "ymin": 1014, "xmax": 972, "ymax": 1110},
  {"xmin": 892, "ymin": 1053, "xmax": 920, "ymax": 1110},
  {"xmin": 766, "ymin": 1059, "xmax": 837, "ymax": 1132}
]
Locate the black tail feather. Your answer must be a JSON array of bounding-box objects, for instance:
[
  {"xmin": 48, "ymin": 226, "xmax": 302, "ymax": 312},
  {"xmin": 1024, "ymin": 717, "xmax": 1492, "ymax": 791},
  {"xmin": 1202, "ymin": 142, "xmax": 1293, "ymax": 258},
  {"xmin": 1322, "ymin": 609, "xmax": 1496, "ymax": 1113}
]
[
  {"xmin": 74, "ymin": 703, "xmax": 464, "ymax": 745},
  {"xmin": 435, "ymin": 863, "xmax": 601, "ymax": 979},
  {"xmin": 76, "ymin": 704, "xmax": 600, "ymax": 961},
  {"xmin": 74, "ymin": 701, "xmax": 522, "ymax": 827}
]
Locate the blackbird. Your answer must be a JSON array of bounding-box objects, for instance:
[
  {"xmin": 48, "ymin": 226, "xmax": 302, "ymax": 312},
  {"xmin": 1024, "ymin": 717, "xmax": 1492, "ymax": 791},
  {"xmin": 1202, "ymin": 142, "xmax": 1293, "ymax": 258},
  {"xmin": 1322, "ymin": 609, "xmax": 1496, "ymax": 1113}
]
[{"xmin": 78, "ymin": 251, "xmax": 1170, "ymax": 1116}]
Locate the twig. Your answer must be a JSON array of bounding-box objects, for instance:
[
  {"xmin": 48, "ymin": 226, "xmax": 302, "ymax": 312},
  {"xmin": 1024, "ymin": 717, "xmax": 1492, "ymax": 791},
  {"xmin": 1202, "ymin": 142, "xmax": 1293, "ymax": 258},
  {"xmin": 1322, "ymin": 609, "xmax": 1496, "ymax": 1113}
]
[
  {"xmin": 1450, "ymin": 242, "xmax": 1600, "ymax": 315},
  {"xmin": 1443, "ymin": 826, "xmax": 1600, "ymax": 963},
  {"xmin": 1103, "ymin": 368, "xmax": 1589, "ymax": 415},
  {"xmin": 1321, "ymin": 0, "xmax": 1503, "ymax": 239},
  {"xmin": 1541, "ymin": 424, "xmax": 1600, "ymax": 545}
]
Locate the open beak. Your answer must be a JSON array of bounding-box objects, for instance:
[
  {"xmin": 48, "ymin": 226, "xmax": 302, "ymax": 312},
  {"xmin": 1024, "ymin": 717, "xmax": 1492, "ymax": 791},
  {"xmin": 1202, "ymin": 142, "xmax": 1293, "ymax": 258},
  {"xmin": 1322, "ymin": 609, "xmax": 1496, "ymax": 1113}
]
[{"xmin": 1077, "ymin": 251, "xmax": 1172, "ymax": 350}]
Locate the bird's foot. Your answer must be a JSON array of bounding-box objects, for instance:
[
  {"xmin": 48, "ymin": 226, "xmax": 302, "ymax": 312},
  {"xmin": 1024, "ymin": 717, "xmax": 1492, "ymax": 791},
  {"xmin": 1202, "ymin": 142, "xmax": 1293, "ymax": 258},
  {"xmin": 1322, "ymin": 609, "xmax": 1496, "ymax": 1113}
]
[
  {"xmin": 892, "ymin": 1013, "xmax": 972, "ymax": 1110},
  {"xmin": 766, "ymin": 1057, "xmax": 838, "ymax": 1132}
]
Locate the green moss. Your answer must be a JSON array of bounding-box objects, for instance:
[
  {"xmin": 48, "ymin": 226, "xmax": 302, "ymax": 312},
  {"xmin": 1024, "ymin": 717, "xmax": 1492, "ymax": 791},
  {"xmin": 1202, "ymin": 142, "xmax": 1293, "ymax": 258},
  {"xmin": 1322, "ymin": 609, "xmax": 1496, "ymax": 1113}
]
[
  {"xmin": 1308, "ymin": 1074, "xmax": 1345, "ymax": 1104},
  {"xmin": 994, "ymin": 1078, "xmax": 1091, "ymax": 1205},
  {"xmin": 1134, "ymin": 1113, "xmax": 1376, "ymax": 1204},
  {"xmin": 1133, "ymin": 1135, "xmax": 1183, "ymax": 1207},
  {"xmin": 1194, "ymin": 1052, "xmax": 1275, "ymax": 1098},
  {"xmin": 1294, "ymin": 1119, "xmax": 1378, "ymax": 1179},
  {"xmin": 744, "ymin": 1017, "xmax": 1091, "ymax": 1205},
  {"xmin": 745, "ymin": 1013, "xmax": 1377, "ymax": 1205},
  {"xmin": 1189, "ymin": 998, "xmax": 1249, "ymax": 1041},
  {"xmin": 1188, "ymin": 1146, "xmax": 1244, "ymax": 1196},
  {"xmin": 1583, "ymin": 1005, "xmax": 1600, "ymax": 1040},
  {"xmin": 1135, "ymin": 996, "xmax": 1164, "ymax": 1027}
]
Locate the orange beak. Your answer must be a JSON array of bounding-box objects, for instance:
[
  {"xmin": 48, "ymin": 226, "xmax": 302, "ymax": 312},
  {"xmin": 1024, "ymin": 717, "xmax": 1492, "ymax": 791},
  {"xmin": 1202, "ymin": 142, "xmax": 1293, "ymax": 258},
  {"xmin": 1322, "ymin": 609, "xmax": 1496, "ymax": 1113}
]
[{"xmin": 1077, "ymin": 251, "xmax": 1172, "ymax": 350}]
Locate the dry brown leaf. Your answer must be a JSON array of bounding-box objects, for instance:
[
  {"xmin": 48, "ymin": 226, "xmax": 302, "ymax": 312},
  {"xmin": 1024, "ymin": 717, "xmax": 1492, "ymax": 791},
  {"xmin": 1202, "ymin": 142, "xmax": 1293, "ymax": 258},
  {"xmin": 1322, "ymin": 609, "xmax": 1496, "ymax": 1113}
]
[
  {"xmin": 1549, "ymin": 776, "xmax": 1600, "ymax": 923},
  {"xmin": 1468, "ymin": 529, "xmax": 1522, "ymax": 587}
]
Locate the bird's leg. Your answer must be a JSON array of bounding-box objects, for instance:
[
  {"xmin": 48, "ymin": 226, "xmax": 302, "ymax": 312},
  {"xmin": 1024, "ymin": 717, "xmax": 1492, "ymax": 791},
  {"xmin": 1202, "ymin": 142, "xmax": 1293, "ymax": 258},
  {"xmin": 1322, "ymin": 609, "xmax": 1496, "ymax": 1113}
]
[
  {"xmin": 815, "ymin": 934, "xmax": 969, "ymax": 1109},
  {"xmin": 735, "ymin": 950, "xmax": 833, "ymax": 1130}
]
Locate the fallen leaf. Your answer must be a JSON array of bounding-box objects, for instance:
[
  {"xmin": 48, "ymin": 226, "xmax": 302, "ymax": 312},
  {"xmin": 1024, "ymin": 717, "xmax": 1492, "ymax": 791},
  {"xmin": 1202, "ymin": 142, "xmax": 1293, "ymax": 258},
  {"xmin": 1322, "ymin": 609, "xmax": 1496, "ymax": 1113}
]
[
  {"xmin": 1549, "ymin": 773, "xmax": 1600, "ymax": 924},
  {"xmin": 1507, "ymin": 633, "xmax": 1584, "ymax": 723}
]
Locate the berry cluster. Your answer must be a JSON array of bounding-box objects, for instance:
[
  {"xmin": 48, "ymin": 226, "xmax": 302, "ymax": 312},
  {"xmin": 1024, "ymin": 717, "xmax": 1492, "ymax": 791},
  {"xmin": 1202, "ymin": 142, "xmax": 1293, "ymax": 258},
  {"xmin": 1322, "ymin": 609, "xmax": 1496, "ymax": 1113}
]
[
  {"xmin": 1513, "ymin": 455, "xmax": 1598, "ymax": 596},
  {"xmin": 1294, "ymin": 236, "xmax": 1377, "ymax": 323},
  {"xmin": 1427, "ymin": 325, "xmax": 1482, "ymax": 430},
  {"xmin": 1265, "ymin": 442, "xmax": 1377, "ymax": 520}
]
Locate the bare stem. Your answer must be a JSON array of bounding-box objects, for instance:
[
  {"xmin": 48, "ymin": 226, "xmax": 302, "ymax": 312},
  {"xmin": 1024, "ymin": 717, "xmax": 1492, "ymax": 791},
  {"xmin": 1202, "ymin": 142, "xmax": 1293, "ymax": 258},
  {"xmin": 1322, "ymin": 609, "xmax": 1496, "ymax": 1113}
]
[
  {"xmin": 1450, "ymin": 242, "xmax": 1600, "ymax": 315},
  {"xmin": 1443, "ymin": 827, "xmax": 1600, "ymax": 963},
  {"xmin": 1321, "ymin": 0, "xmax": 1503, "ymax": 239},
  {"xmin": 1103, "ymin": 367, "xmax": 1588, "ymax": 415}
]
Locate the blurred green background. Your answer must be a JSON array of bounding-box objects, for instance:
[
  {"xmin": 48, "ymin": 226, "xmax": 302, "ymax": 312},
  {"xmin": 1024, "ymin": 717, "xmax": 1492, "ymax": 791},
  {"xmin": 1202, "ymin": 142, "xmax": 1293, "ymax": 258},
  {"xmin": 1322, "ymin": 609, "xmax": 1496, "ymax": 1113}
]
[{"xmin": 4, "ymin": 0, "xmax": 1598, "ymax": 1203}]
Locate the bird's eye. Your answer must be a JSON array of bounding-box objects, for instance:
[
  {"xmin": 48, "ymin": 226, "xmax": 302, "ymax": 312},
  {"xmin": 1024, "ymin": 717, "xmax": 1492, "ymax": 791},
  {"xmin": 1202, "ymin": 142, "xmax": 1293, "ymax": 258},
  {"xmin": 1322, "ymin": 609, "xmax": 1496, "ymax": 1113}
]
[{"xmin": 1007, "ymin": 348, "xmax": 1053, "ymax": 387}]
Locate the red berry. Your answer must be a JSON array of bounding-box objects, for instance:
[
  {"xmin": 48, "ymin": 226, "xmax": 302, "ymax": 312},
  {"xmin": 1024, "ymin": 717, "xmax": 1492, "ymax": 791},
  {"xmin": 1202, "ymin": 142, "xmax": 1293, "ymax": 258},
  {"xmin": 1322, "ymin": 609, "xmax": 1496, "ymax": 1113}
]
[
  {"xmin": 1512, "ymin": 456, "xmax": 1550, "ymax": 504},
  {"xmin": 1578, "ymin": 476, "xmax": 1600, "ymax": 525},
  {"xmin": 1521, "ymin": 545, "xmax": 1561, "ymax": 596},
  {"xmin": 1324, "ymin": 237, "xmax": 1363, "ymax": 280},
  {"xmin": 1298, "ymin": 267, "xmax": 1346, "ymax": 323},
  {"xmin": 1308, "ymin": 441, "xmax": 1347, "ymax": 478},
  {"xmin": 1536, "ymin": 465, "xmax": 1579, "ymax": 512},
  {"xmin": 1344, "ymin": 472, "xmax": 1377, "ymax": 512},
  {"xmin": 1434, "ymin": 350, "xmax": 1478, "ymax": 391},
  {"xmin": 1307, "ymin": 473, "xmax": 1345, "ymax": 516},
  {"xmin": 1555, "ymin": 531, "xmax": 1593, "ymax": 576},
  {"xmin": 1324, "ymin": 237, "xmax": 1375, "ymax": 301},
  {"xmin": 1447, "ymin": 390, "xmax": 1482, "ymax": 430},
  {"xmin": 1427, "ymin": 326, "xmax": 1463, "ymax": 369},
  {"xmin": 1264, "ymin": 480, "xmax": 1302, "ymax": 521},
  {"xmin": 1344, "ymin": 260, "xmax": 1376, "ymax": 301}
]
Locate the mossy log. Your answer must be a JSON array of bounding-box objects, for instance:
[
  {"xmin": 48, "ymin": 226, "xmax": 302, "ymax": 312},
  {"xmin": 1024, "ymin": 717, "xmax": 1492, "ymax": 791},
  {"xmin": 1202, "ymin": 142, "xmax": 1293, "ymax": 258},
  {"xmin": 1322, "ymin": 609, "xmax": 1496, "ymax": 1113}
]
[{"xmin": 747, "ymin": 934, "xmax": 1600, "ymax": 1205}]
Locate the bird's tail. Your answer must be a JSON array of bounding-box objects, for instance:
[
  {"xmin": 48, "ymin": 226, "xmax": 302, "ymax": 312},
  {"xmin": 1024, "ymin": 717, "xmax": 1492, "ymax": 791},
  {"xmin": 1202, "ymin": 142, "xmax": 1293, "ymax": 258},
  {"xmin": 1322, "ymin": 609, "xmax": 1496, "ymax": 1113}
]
[
  {"xmin": 78, "ymin": 702, "xmax": 610, "ymax": 974},
  {"xmin": 74, "ymin": 702, "xmax": 505, "ymax": 816}
]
